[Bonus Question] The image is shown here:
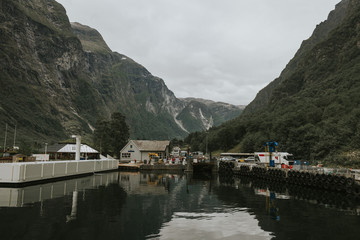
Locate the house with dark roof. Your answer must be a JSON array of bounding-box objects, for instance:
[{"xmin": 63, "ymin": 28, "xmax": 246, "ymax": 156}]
[
  {"xmin": 119, "ymin": 140, "xmax": 170, "ymax": 163},
  {"xmin": 40, "ymin": 143, "xmax": 100, "ymax": 160}
]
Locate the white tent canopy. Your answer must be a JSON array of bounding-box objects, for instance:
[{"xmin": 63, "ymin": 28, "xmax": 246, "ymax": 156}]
[{"xmin": 57, "ymin": 144, "xmax": 98, "ymax": 153}]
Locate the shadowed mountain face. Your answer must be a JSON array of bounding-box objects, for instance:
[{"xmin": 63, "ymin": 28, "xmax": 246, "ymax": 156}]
[
  {"xmin": 187, "ymin": 0, "xmax": 360, "ymax": 164},
  {"xmin": 244, "ymin": 0, "xmax": 351, "ymax": 114},
  {"xmin": 0, "ymin": 0, "xmax": 243, "ymax": 145}
]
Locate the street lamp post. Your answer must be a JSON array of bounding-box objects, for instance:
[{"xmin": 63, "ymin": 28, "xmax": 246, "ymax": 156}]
[
  {"xmin": 71, "ymin": 135, "xmax": 81, "ymax": 161},
  {"xmin": 44, "ymin": 143, "xmax": 48, "ymax": 161},
  {"xmin": 44, "ymin": 143, "xmax": 48, "ymax": 154}
]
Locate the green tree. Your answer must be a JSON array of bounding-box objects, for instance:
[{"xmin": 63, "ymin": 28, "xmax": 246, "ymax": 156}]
[
  {"xmin": 240, "ymin": 135, "xmax": 256, "ymax": 153},
  {"xmin": 19, "ymin": 140, "xmax": 33, "ymax": 156},
  {"xmin": 93, "ymin": 112, "xmax": 129, "ymax": 158},
  {"xmin": 93, "ymin": 119, "xmax": 111, "ymax": 155},
  {"xmin": 170, "ymin": 138, "xmax": 184, "ymax": 152},
  {"xmin": 110, "ymin": 112, "xmax": 129, "ymax": 158}
]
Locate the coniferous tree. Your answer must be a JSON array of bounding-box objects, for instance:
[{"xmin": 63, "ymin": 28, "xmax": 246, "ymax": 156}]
[
  {"xmin": 93, "ymin": 119, "xmax": 111, "ymax": 156},
  {"xmin": 110, "ymin": 112, "xmax": 129, "ymax": 158},
  {"xmin": 93, "ymin": 112, "xmax": 129, "ymax": 158}
]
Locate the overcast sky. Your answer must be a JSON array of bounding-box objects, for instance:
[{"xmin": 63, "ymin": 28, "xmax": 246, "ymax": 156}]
[{"xmin": 57, "ymin": 0, "xmax": 341, "ymax": 105}]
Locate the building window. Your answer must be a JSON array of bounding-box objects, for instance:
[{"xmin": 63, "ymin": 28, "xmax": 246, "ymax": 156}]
[
  {"xmin": 130, "ymin": 145, "xmax": 132, "ymax": 148},
  {"xmin": 122, "ymin": 153, "xmax": 131, "ymax": 158}
]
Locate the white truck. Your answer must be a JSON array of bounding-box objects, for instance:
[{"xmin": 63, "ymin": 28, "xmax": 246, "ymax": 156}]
[{"xmin": 254, "ymin": 152, "xmax": 295, "ymax": 168}]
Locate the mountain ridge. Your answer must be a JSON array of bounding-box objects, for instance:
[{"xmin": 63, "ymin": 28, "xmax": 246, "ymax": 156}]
[
  {"xmin": 0, "ymin": 0, "xmax": 243, "ymax": 147},
  {"xmin": 186, "ymin": 0, "xmax": 360, "ymax": 166},
  {"xmin": 244, "ymin": 0, "xmax": 351, "ymax": 114}
]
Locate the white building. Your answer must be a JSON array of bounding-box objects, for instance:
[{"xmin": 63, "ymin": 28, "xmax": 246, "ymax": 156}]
[
  {"xmin": 120, "ymin": 140, "xmax": 170, "ymax": 163},
  {"xmin": 39, "ymin": 143, "xmax": 99, "ymax": 160}
]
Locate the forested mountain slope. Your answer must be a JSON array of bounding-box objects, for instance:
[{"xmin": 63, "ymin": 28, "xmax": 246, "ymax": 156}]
[
  {"xmin": 186, "ymin": 0, "xmax": 360, "ymax": 166},
  {"xmin": 0, "ymin": 0, "xmax": 243, "ymax": 148}
]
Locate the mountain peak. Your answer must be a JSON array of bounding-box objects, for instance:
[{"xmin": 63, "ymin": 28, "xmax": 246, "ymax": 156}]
[
  {"xmin": 0, "ymin": 0, "xmax": 243, "ymax": 144},
  {"xmin": 71, "ymin": 22, "xmax": 111, "ymax": 54},
  {"xmin": 180, "ymin": 97, "xmax": 246, "ymax": 109}
]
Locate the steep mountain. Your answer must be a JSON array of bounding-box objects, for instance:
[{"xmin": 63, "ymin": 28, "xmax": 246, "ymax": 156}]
[
  {"xmin": 0, "ymin": 0, "xmax": 242, "ymax": 147},
  {"xmin": 244, "ymin": 0, "xmax": 351, "ymax": 114},
  {"xmin": 178, "ymin": 98, "xmax": 244, "ymax": 132},
  {"xmin": 186, "ymin": 0, "xmax": 360, "ymax": 166}
]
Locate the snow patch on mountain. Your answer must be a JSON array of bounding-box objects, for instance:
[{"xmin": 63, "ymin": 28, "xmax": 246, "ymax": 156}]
[{"xmin": 199, "ymin": 108, "xmax": 213, "ymax": 130}]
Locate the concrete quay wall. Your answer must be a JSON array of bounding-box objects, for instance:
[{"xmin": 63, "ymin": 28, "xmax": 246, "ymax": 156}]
[
  {"xmin": 218, "ymin": 161, "xmax": 360, "ymax": 196},
  {"xmin": 0, "ymin": 159, "xmax": 118, "ymax": 184},
  {"xmin": 140, "ymin": 164, "xmax": 185, "ymax": 171}
]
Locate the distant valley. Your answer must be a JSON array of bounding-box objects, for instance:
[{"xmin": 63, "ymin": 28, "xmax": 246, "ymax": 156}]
[{"xmin": 0, "ymin": 0, "xmax": 244, "ymax": 146}]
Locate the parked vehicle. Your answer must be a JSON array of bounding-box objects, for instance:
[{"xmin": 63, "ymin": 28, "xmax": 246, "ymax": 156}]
[
  {"xmin": 219, "ymin": 156, "xmax": 236, "ymax": 161},
  {"xmin": 148, "ymin": 153, "xmax": 161, "ymax": 164},
  {"xmin": 244, "ymin": 156, "xmax": 256, "ymax": 163},
  {"xmin": 220, "ymin": 153, "xmax": 254, "ymax": 162},
  {"xmin": 254, "ymin": 152, "xmax": 294, "ymax": 168}
]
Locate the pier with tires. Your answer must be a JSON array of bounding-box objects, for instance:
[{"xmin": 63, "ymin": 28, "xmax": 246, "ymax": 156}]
[{"xmin": 218, "ymin": 162, "xmax": 360, "ymax": 197}]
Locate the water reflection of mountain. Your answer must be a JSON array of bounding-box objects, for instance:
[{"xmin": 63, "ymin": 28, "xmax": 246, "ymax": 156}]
[
  {"xmin": 1, "ymin": 171, "xmax": 359, "ymax": 239},
  {"xmin": 214, "ymin": 176, "xmax": 360, "ymax": 240},
  {"xmin": 118, "ymin": 172, "xmax": 272, "ymax": 239}
]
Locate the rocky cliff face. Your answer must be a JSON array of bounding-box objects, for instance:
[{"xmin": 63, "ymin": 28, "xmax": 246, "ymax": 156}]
[
  {"xmin": 0, "ymin": 0, "xmax": 243, "ymax": 144},
  {"xmin": 0, "ymin": 0, "xmax": 88, "ymax": 141},
  {"xmin": 178, "ymin": 98, "xmax": 244, "ymax": 132},
  {"xmin": 244, "ymin": 0, "xmax": 351, "ymax": 114}
]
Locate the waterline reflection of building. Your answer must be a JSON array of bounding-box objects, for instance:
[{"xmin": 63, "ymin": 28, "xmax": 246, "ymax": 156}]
[
  {"xmin": 118, "ymin": 172, "xmax": 183, "ymax": 195},
  {"xmin": 0, "ymin": 172, "xmax": 119, "ymax": 207},
  {"xmin": 234, "ymin": 176, "xmax": 360, "ymax": 216}
]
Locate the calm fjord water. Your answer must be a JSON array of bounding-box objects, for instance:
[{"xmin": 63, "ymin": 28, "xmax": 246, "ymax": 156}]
[{"xmin": 0, "ymin": 171, "xmax": 359, "ymax": 240}]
